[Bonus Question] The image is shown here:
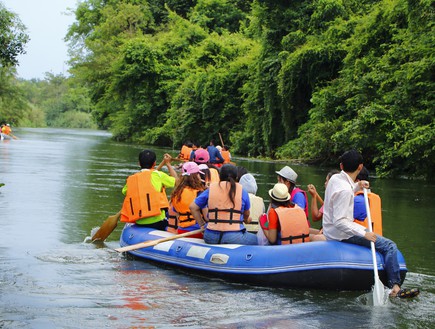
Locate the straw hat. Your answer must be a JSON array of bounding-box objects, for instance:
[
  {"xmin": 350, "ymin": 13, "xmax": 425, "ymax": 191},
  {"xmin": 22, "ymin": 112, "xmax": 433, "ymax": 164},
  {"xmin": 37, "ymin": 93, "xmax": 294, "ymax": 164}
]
[{"xmin": 268, "ymin": 183, "xmax": 290, "ymax": 202}]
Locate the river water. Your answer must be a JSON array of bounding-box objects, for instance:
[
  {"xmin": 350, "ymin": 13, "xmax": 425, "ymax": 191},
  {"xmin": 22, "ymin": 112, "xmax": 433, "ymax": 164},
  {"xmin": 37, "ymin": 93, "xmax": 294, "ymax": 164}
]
[{"xmin": 1, "ymin": 128, "xmax": 434, "ymax": 329}]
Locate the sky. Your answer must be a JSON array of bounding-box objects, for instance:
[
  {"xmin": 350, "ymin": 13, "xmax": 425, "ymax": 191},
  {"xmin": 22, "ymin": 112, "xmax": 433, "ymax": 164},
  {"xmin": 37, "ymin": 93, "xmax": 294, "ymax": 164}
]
[{"xmin": 2, "ymin": 0, "xmax": 79, "ymax": 80}]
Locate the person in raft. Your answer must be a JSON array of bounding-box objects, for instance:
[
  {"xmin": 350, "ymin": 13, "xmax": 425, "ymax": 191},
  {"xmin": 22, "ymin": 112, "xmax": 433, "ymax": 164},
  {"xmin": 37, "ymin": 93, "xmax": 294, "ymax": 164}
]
[
  {"xmin": 239, "ymin": 173, "xmax": 265, "ymax": 226},
  {"xmin": 322, "ymin": 149, "xmax": 419, "ymax": 298},
  {"xmin": 189, "ymin": 164, "xmax": 257, "ymax": 245},
  {"xmin": 120, "ymin": 150, "xmax": 178, "ymax": 230},
  {"xmin": 258, "ymin": 183, "xmax": 310, "ymax": 245},
  {"xmin": 275, "ymin": 166, "xmax": 309, "ymax": 222},
  {"xmin": 170, "ymin": 162, "xmax": 206, "ymax": 238},
  {"xmin": 307, "ymin": 170, "xmax": 340, "ymax": 223}
]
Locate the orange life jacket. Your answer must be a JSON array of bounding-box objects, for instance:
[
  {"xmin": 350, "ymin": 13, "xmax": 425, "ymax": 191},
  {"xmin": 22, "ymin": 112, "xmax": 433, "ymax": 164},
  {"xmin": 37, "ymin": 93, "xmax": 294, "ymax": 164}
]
[
  {"xmin": 2, "ymin": 126, "xmax": 11, "ymax": 135},
  {"xmin": 166, "ymin": 203, "xmax": 178, "ymax": 233},
  {"xmin": 354, "ymin": 191, "xmax": 383, "ymax": 236},
  {"xmin": 275, "ymin": 205, "xmax": 310, "ymax": 244},
  {"xmin": 221, "ymin": 150, "xmax": 231, "ymax": 164},
  {"xmin": 171, "ymin": 187, "xmax": 199, "ymax": 228},
  {"xmin": 180, "ymin": 145, "xmax": 192, "ymax": 161},
  {"xmin": 120, "ymin": 170, "xmax": 169, "ymax": 223},
  {"xmin": 207, "ymin": 182, "xmax": 244, "ymax": 231}
]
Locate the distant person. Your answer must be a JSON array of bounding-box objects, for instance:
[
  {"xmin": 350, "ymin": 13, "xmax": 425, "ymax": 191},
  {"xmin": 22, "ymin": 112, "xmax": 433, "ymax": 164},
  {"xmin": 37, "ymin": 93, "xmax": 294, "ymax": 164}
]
[
  {"xmin": 189, "ymin": 164, "xmax": 257, "ymax": 245},
  {"xmin": 207, "ymin": 139, "xmax": 224, "ymax": 166},
  {"xmin": 178, "ymin": 141, "xmax": 193, "ymax": 161},
  {"xmin": 120, "ymin": 150, "xmax": 177, "ymax": 230},
  {"xmin": 322, "ymin": 150, "xmax": 418, "ymax": 298},
  {"xmin": 275, "ymin": 166, "xmax": 309, "ymax": 221},
  {"xmin": 221, "ymin": 145, "xmax": 232, "ymax": 164},
  {"xmin": 194, "ymin": 148, "xmax": 220, "ymax": 183},
  {"xmin": 170, "ymin": 162, "xmax": 206, "ymax": 238}
]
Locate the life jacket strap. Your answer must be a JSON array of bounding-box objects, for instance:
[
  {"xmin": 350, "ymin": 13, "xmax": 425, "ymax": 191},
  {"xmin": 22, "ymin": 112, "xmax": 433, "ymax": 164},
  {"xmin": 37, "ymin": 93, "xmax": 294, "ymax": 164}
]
[
  {"xmin": 208, "ymin": 208, "xmax": 243, "ymax": 224},
  {"xmin": 281, "ymin": 233, "xmax": 310, "ymax": 244}
]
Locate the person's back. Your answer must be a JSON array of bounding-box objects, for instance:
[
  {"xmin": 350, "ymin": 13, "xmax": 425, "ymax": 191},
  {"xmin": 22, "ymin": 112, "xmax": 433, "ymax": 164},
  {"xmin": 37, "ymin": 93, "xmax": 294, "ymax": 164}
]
[
  {"xmin": 179, "ymin": 142, "xmax": 193, "ymax": 161},
  {"xmin": 239, "ymin": 173, "xmax": 264, "ymax": 226},
  {"xmin": 189, "ymin": 164, "xmax": 257, "ymax": 245},
  {"xmin": 262, "ymin": 183, "xmax": 309, "ymax": 245},
  {"xmin": 120, "ymin": 150, "xmax": 177, "ymax": 231},
  {"xmin": 171, "ymin": 162, "xmax": 205, "ymax": 238},
  {"xmin": 207, "ymin": 139, "xmax": 224, "ymax": 165}
]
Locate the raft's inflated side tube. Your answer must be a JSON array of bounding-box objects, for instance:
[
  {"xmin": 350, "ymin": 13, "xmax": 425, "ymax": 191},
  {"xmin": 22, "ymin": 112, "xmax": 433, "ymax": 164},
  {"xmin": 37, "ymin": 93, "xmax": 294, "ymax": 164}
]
[{"xmin": 120, "ymin": 224, "xmax": 407, "ymax": 291}]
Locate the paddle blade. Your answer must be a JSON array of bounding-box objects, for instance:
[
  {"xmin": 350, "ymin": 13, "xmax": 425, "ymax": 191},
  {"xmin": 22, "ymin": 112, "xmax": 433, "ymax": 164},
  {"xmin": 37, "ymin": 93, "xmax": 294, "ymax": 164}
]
[
  {"xmin": 116, "ymin": 228, "xmax": 204, "ymax": 252},
  {"xmin": 91, "ymin": 211, "xmax": 121, "ymax": 242},
  {"xmin": 373, "ymin": 277, "xmax": 385, "ymax": 306}
]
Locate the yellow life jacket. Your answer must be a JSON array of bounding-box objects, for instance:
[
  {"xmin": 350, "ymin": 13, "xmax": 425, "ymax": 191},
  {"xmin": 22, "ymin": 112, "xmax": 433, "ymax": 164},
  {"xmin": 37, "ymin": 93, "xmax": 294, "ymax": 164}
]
[
  {"xmin": 171, "ymin": 187, "xmax": 199, "ymax": 228},
  {"xmin": 207, "ymin": 182, "xmax": 244, "ymax": 231},
  {"xmin": 209, "ymin": 167, "xmax": 220, "ymax": 183},
  {"xmin": 275, "ymin": 205, "xmax": 310, "ymax": 244},
  {"xmin": 354, "ymin": 191, "xmax": 383, "ymax": 236},
  {"xmin": 180, "ymin": 145, "xmax": 192, "ymax": 161},
  {"xmin": 221, "ymin": 150, "xmax": 231, "ymax": 164},
  {"xmin": 120, "ymin": 170, "xmax": 169, "ymax": 223},
  {"xmin": 166, "ymin": 203, "xmax": 178, "ymax": 233}
]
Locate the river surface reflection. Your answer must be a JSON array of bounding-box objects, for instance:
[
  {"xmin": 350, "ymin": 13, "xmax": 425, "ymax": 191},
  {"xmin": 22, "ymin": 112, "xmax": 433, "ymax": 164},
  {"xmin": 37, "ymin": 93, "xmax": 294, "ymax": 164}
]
[{"xmin": 0, "ymin": 128, "xmax": 434, "ymax": 328}]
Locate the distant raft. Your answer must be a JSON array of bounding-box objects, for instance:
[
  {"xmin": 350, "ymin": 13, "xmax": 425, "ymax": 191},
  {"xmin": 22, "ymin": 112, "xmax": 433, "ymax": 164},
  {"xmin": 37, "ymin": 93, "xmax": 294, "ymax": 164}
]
[{"xmin": 119, "ymin": 224, "xmax": 407, "ymax": 291}]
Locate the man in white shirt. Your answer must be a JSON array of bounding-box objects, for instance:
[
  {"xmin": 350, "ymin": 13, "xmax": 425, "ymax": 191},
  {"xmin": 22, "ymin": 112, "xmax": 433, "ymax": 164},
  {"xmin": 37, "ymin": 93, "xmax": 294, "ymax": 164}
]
[{"xmin": 322, "ymin": 150, "xmax": 408, "ymax": 298}]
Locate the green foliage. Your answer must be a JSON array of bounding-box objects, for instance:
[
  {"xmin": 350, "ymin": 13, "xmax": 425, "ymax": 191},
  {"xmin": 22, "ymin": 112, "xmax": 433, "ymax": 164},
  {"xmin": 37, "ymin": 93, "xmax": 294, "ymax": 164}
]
[
  {"xmin": 62, "ymin": 0, "xmax": 433, "ymax": 179},
  {"xmin": 189, "ymin": 0, "xmax": 247, "ymax": 33},
  {"xmin": 0, "ymin": 3, "xmax": 29, "ymax": 67},
  {"xmin": 0, "ymin": 67, "xmax": 30, "ymax": 124}
]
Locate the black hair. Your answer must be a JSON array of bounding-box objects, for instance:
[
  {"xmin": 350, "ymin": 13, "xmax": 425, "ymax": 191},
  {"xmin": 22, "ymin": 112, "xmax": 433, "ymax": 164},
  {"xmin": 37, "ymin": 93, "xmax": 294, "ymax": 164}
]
[
  {"xmin": 138, "ymin": 149, "xmax": 156, "ymax": 169},
  {"xmin": 326, "ymin": 169, "xmax": 340, "ymax": 180},
  {"xmin": 219, "ymin": 164, "xmax": 238, "ymax": 207},
  {"xmin": 356, "ymin": 167, "xmax": 369, "ymax": 181},
  {"xmin": 340, "ymin": 150, "xmax": 363, "ymax": 172},
  {"xmin": 236, "ymin": 166, "xmax": 248, "ymax": 182}
]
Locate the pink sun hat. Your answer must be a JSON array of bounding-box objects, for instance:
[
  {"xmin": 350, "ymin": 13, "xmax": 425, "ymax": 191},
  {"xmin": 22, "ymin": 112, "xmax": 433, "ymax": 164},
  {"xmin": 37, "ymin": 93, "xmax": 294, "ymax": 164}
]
[{"xmin": 182, "ymin": 162, "xmax": 204, "ymax": 176}]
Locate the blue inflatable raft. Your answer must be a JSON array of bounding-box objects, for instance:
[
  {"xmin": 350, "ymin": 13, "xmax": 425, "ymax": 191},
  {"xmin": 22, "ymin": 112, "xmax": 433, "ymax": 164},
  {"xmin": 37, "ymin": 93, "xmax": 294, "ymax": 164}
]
[{"xmin": 119, "ymin": 224, "xmax": 407, "ymax": 291}]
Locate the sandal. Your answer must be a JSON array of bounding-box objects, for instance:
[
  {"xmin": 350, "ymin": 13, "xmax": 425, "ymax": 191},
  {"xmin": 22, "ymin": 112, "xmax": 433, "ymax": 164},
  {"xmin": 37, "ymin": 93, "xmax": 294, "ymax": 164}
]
[{"xmin": 397, "ymin": 288, "xmax": 420, "ymax": 298}]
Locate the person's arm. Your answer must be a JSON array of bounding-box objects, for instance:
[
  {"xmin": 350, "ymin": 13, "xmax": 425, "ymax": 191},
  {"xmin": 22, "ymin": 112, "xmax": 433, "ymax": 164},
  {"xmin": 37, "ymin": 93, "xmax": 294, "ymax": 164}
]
[
  {"xmin": 262, "ymin": 209, "xmax": 278, "ymax": 244},
  {"xmin": 163, "ymin": 153, "xmax": 178, "ymax": 179},
  {"xmin": 189, "ymin": 190, "xmax": 209, "ymax": 228},
  {"xmin": 307, "ymin": 184, "xmax": 322, "ymax": 222},
  {"xmin": 243, "ymin": 209, "xmax": 251, "ymax": 224},
  {"xmin": 190, "ymin": 202, "xmax": 206, "ymax": 227}
]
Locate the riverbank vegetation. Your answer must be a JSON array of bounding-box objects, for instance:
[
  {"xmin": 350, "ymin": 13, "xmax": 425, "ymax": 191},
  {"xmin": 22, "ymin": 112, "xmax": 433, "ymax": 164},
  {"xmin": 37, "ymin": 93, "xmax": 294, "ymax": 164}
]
[{"xmin": 1, "ymin": 0, "xmax": 433, "ymax": 179}]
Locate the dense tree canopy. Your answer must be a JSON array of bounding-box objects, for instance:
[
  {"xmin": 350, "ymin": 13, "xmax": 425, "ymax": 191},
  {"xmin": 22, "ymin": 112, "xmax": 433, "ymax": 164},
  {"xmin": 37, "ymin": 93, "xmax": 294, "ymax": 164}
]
[{"xmin": 6, "ymin": 0, "xmax": 434, "ymax": 179}]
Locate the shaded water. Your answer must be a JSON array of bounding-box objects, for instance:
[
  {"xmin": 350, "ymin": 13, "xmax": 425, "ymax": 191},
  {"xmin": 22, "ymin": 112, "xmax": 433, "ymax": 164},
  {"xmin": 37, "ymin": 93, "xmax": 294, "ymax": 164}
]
[{"xmin": 1, "ymin": 128, "xmax": 434, "ymax": 328}]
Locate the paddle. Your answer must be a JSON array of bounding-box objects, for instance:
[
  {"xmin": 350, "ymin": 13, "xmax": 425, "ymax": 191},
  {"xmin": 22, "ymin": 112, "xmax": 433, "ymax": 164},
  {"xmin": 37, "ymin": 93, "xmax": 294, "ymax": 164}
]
[
  {"xmin": 115, "ymin": 228, "xmax": 204, "ymax": 252},
  {"xmin": 363, "ymin": 188, "xmax": 385, "ymax": 306},
  {"xmin": 91, "ymin": 211, "xmax": 121, "ymax": 242},
  {"xmin": 218, "ymin": 132, "xmax": 225, "ymax": 147}
]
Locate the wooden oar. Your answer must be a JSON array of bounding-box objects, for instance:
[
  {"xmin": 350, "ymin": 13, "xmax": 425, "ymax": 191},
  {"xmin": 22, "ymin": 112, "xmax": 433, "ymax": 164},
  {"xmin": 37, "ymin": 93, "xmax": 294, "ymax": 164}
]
[
  {"xmin": 91, "ymin": 211, "xmax": 121, "ymax": 242},
  {"xmin": 363, "ymin": 188, "xmax": 385, "ymax": 306},
  {"xmin": 115, "ymin": 228, "xmax": 204, "ymax": 252},
  {"xmin": 218, "ymin": 132, "xmax": 225, "ymax": 147}
]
